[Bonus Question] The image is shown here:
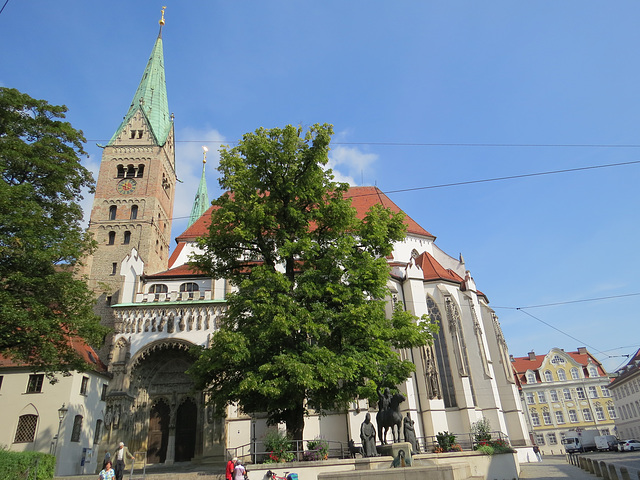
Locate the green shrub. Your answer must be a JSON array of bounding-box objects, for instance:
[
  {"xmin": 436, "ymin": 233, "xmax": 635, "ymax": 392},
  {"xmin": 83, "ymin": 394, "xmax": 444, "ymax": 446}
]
[
  {"xmin": 476, "ymin": 445, "xmax": 495, "ymax": 456},
  {"xmin": 435, "ymin": 431, "xmax": 456, "ymax": 452},
  {"xmin": 304, "ymin": 437, "xmax": 329, "ymax": 461},
  {"xmin": 263, "ymin": 429, "xmax": 294, "ymax": 463},
  {"xmin": 471, "ymin": 417, "xmax": 492, "ymax": 444},
  {"xmin": 0, "ymin": 448, "xmax": 56, "ymax": 480}
]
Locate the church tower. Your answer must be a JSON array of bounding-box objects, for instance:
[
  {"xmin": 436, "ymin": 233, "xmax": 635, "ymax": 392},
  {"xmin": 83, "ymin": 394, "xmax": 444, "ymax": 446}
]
[{"xmin": 85, "ymin": 10, "xmax": 175, "ymax": 344}]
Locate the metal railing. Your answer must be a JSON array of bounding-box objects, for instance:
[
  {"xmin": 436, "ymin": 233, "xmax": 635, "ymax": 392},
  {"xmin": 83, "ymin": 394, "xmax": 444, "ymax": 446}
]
[{"xmin": 226, "ymin": 431, "xmax": 511, "ymax": 463}]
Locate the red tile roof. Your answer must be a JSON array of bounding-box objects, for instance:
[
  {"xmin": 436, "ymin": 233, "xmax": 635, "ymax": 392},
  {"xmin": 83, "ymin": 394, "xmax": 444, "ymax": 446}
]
[
  {"xmin": 175, "ymin": 186, "xmax": 434, "ymax": 243},
  {"xmin": 511, "ymin": 349, "xmax": 607, "ymax": 386},
  {"xmin": 0, "ymin": 337, "xmax": 107, "ymax": 373},
  {"xmin": 415, "ymin": 251, "xmax": 463, "ymax": 284},
  {"xmin": 143, "ymin": 263, "xmax": 206, "ymax": 279}
]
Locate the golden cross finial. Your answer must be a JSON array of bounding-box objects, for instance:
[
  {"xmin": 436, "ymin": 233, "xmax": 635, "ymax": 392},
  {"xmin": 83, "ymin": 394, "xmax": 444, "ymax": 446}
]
[{"xmin": 159, "ymin": 6, "xmax": 166, "ymax": 26}]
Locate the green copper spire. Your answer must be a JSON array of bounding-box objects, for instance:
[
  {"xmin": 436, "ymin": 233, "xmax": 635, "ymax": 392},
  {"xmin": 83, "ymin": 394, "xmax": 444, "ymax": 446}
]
[
  {"xmin": 108, "ymin": 16, "xmax": 172, "ymax": 146},
  {"xmin": 188, "ymin": 147, "xmax": 210, "ymax": 228}
]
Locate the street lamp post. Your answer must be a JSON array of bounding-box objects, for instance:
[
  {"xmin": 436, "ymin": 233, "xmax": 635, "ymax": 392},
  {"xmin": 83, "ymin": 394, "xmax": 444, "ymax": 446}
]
[{"xmin": 55, "ymin": 403, "xmax": 68, "ymax": 476}]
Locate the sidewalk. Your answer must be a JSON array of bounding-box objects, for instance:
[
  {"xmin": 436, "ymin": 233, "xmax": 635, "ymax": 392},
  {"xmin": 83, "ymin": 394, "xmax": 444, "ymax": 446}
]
[{"xmin": 519, "ymin": 455, "xmax": 588, "ymax": 479}]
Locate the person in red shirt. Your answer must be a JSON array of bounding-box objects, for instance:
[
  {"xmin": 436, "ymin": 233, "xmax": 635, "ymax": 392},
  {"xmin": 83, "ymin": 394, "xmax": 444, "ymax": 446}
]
[{"xmin": 226, "ymin": 457, "xmax": 237, "ymax": 480}]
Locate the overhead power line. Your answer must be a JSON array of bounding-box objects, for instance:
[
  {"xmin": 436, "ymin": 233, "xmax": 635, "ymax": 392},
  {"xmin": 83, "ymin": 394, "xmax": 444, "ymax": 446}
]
[{"xmin": 493, "ymin": 292, "xmax": 640, "ymax": 310}]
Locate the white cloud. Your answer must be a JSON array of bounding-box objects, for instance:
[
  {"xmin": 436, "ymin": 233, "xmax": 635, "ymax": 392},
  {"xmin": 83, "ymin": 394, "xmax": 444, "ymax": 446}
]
[{"xmin": 327, "ymin": 145, "xmax": 378, "ymax": 186}]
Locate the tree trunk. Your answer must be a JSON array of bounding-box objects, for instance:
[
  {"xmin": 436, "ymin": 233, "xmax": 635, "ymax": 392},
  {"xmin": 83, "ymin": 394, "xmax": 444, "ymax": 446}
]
[{"xmin": 285, "ymin": 402, "xmax": 305, "ymax": 443}]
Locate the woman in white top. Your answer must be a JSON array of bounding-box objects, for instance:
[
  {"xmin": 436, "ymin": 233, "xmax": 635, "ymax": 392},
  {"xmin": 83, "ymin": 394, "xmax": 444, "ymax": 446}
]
[{"xmin": 233, "ymin": 461, "xmax": 246, "ymax": 480}]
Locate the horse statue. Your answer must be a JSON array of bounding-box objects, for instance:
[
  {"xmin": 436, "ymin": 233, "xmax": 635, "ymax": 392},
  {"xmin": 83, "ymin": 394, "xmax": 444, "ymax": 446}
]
[{"xmin": 376, "ymin": 392, "xmax": 406, "ymax": 444}]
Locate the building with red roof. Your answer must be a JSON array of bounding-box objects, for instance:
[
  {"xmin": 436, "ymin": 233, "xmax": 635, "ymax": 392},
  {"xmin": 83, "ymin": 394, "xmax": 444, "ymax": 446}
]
[
  {"xmin": 511, "ymin": 347, "xmax": 616, "ymax": 454},
  {"xmin": 0, "ymin": 340, "xmax": 109, "ymax": 476}
]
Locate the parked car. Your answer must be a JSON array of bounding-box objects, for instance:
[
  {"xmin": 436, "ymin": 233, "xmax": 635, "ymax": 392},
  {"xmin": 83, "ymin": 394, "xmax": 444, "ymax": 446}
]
[
  {"xmin": 617, "ymin": 441, "xmax": 626, "ymax": 452},
  {"xmin": 622, "ymin": 439, "xmax": 640, "ymax": 451}
]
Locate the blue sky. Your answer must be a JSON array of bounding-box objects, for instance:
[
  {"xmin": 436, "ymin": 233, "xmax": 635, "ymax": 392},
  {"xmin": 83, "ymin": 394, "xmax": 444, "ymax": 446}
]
[{"xmin": 1, "ymin": 2, "xmax": 638, "ymax": 372}]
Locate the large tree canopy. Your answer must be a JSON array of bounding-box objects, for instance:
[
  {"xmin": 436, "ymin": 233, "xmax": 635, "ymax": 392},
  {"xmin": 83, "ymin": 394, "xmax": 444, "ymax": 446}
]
[
  {"xmin": 0, "ymin": 87, "xmax": 107, "ymax": 374},
  {"xmin": 188, "ymin": 124, "xmax": 437, "ymax": 440}
]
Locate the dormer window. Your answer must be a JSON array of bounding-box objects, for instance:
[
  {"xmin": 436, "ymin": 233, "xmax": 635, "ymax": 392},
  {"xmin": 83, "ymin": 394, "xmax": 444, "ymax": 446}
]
[{"xmin": 526, "ymin": 371, "xmax": 536, "ymax": 384}]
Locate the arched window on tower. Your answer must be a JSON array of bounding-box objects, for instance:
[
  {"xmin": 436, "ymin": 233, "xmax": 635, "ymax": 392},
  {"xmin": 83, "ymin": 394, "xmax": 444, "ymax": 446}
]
[
  {"xmin": 137, "ymin": 164, "xmax": 144, "ymax": 178},
  {"xmin": 126, "ymin": 165, "xmax": 136, "ymax": 178},
  {"xmin": 108, "ymin": 231, "xmax": 116, "ymax": 245},
  {"xmin": 123, "ymin": 231, "xmax": 131, "ymax": 245},
  {"xmin": 117, "ymin": 165, "xmax": 125, "ymax": 178},
  {"xmin": 109, "ymin": 205, "xmax": 117, "ymax": 220},
  {"xmin": 130, "ymin": 205, "xmax": 138, "ymax": 220}
]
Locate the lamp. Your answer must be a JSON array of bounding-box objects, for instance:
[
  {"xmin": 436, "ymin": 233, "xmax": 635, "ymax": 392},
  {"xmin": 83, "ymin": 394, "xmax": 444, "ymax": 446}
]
[{"xmin": 55, "ymin": 403, "xmax": 68, "ymax": 475}]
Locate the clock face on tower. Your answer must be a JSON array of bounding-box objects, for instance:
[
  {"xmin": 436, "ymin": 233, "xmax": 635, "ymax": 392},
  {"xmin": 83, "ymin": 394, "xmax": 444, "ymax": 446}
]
[{"xmin": 116, "ymin": 178, "xmax": 137, "ymax": 195}]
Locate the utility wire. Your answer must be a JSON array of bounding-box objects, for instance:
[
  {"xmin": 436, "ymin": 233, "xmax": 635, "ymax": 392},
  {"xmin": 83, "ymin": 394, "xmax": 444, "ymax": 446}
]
[
  {"xmin": 516, "ymin": 309, "xmax": 608, "ymax": 358},
  {"xmin": 0, "ymin": 0, "xmax": 10, "ymax": 16},
  {"xmin": 492, "ymin": 292, "xmax": 640, "ymax": 310}
]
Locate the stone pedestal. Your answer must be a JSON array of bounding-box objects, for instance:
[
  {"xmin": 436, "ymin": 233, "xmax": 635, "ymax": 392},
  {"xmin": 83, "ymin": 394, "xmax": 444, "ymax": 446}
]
[{"xmin": 377, "ymin": 442, "xmax": 413, "ymax": 466}]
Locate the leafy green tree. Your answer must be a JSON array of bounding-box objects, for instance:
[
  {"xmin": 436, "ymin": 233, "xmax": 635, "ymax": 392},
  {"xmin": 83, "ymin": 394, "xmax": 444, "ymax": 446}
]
[
  {"xmin": 188, "ymin": 123, "xmax": 437, "ymax": 440},
  {"xmin": 0, "ymin": 87, "xmax": 107, "ymax": 374}
]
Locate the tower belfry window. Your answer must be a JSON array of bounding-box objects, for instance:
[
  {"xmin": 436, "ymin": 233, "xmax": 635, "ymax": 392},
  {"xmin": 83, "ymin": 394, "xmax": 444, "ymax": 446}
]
[
  {"xmin": 117, "ymin": 165, "xmax": 125, "ymax": 178},
  {"xmin": 137, "ymin": 165, "xmax": 144, "ymax": 178},
  {"xmin": 126, "ymin": 165, "xmax": 136, "ymax": 178},
  {"xmin": 109, "ymin": 205, "xmax": 117, "ymax": 220},
  {"xmin": 130, "ymin": 205, "xmax": 138, "ymax": 219}
]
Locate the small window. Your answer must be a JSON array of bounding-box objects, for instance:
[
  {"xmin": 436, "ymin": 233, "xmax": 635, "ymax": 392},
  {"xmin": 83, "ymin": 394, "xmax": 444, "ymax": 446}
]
[
  {"xmin": 101, "ymin": 384, "xmax": 108, "ymax": 401},
  {"xmin": 596, "ymin": 406, "xmax": 605, "ymax": 421},
  {"xmin": 608, "ymin": 404, "xmax": 617, "ymax": 418},
  {"xmin": 108, "ymin": 231, "xmax": 116, "ymax": 245},
  {"xmin": 555, "ymin": 411, "xmax": 565, "ymax": 424},
  {"xmin": 537, "ymin": 391, "xmax": 546, "ymax": 403},
  {"xmin": 126, "ymin": 165, "xmax": 135, "ymax": 178},
  {"xmin": 557, "ymin": 369, "xmax": 566, "ymax": 381},
  {"xmin": 569, "ymin": 409, "xmax": 578, "ymax": 422},
  {"xmin": 526, "ymin": 393, "xmax": 535, "ymax": 404},
  {"xmin": 544, "ymin": 370, "xmax": 553, "ymax": 382},
  {"xmin": 109, "ymin": 205, "xmax": 117, "ymax": 220},
  {"xmin": 588, "ymin": 386, "xmax": 598, "ymax": 398},
  {"xmin": 582, "ymin": 408, "xmax": 593, "ymax": 422},
  {"xmin": 123, "ymin": 231, "xmax": 131, "ymax": 245},
  {"xmin": 180, "ymin": 283, "xmax": 199, "ymax": 292},
  {"xmin": 531, "ymin": 411, "xmax": 540, "ymax": 426},
  {"xmin": 547, "ymin": 433, "xmax": 557, "ymax": 445},
  {"xmin": 576, "ymin": 387, "xmax": 586, "ymax": 399},
  {"xmin": 137, "ymin": 130, "xmax": 143, "ymax": 139},
  {"xmin": 106, "ymin": 296, "xmax": 112, "ymax": 306},
  {"xmin": 149, "ymin": 284, "xmax": 168, "ymax": 294},
  {"xmin": 130, "ymin": 205, "xmax": 138, "ymax": 220},
  {"xmin": 80, "ymin": 376, "xmax": 89, "ymax": 395},
  {"xmin": 543, "ymin": 411, "xmax": 552, "ymax": 425},
  {"xmin": 130, "ymin": 130, "xmax": 136, "ymax": 139},
  {"xmin": 535, "ymin": 433, "xmax": 545, "ymax": 445},
  {"xmin": 550, "ymin": 390, "xmax": 558, "ymax": 402},
  {"xmin": 14, "ymin": 415, "xmax": 38, "ymax": 443},
  {"xmin": 563, "ymin": 388, "xmax": 572, "ymax": 400},
  {"xmin": 137, "ymin": 165, "xmax": 144, "ymax": 178},
  {"xmin": 117, "ymin": 165, "xmax": 125, "ymax": 178},
  {"xmin": 0, "ymin": 375, "xmax": 3, "ymax": 392},
  {"xmin": 111, "ymin": 263, "xmax": 117, "ymax": 275},
  {"xmin": 71, "ymin": 415, "xmax": 83, "ymax": 442},
  {"xmin": 601, "ymin": 386, "xmax": 611, "ymax": 397},
  {"xmin": 570, "ymin": 368, "xmax": 579, "ymax": 379},
  {"xmin": 26, "ymin": 374, "xmax": 44, "ymax": 393},
  {"xmin": 93, "ymin": 419, "xmax": 103, "ymax": 445},
  {"xmin": 589, "ymin": 366, "xmax": 599, "ymax": 377}
]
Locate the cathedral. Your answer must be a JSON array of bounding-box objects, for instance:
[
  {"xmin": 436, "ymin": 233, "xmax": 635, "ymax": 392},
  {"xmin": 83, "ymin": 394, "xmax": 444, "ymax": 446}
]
[{"xmin": 86, "ymin": 16, "xmax": 530, "ymax": 465}]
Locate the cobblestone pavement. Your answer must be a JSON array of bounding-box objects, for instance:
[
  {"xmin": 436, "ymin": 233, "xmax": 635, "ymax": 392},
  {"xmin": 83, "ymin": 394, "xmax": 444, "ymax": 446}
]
[{"xmin": 519, "ymin": 455, "xmax": 589, "ymax": 479}]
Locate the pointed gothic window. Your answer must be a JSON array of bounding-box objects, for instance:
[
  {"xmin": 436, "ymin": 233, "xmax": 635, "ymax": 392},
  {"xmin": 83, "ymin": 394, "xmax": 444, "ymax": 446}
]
[
  {"xmin": 130, "ymin": 205, "xmax": 138, "ymax": 220},
  {"xmin": 109, "ymin": 205, "xmax": 117, "ymax": 220}
]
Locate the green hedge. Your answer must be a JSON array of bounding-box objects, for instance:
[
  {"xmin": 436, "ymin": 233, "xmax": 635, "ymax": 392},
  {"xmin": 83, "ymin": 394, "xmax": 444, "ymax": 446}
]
[{"xmin": 0, "ymin": 449, "xmax": 56, "ymax": 480}]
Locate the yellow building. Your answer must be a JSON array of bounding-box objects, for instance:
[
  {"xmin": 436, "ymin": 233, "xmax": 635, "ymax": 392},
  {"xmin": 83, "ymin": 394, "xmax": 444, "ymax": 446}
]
[{"xmin": 512, "ymin": 347, "xmax": 617, "ymax": 455}]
